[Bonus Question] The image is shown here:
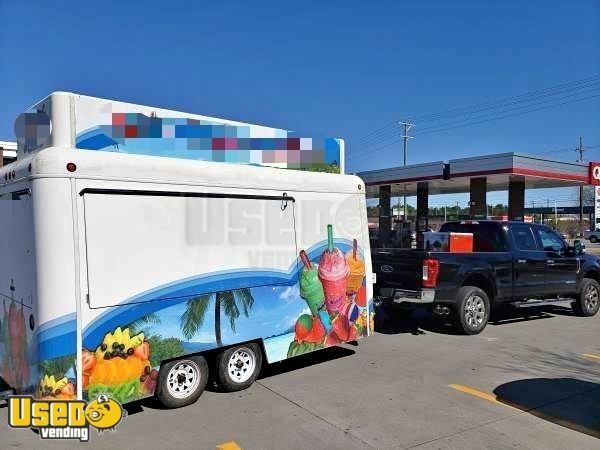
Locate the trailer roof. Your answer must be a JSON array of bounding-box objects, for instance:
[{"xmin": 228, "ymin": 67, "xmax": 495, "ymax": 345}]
[{"xmin": 1, "ymin": 147, "xmax": 363, "ymax": 195}]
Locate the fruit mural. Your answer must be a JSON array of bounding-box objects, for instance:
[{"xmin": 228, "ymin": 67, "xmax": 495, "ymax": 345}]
[
  {"xmin": 0, "ymin": 279, "xmax": 31, "ymax": 393},
  {"xmin": 288, "ymin": 225, "xmax": 369, "ymax": 358},
  {"xmin": 38, "ymin": 375, "xmax": 75, "ymax": 400},
  {"xmin": 71, "ymin": 228, "xmax": 371, "ymax": 404},
  {"xmin": 82, "ymin": 327, "xmax": 159, "ymax": 404}
]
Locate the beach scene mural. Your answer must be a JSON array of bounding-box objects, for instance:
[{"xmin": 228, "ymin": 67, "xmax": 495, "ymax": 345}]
[{"xmin": 80, "ymin": 224, "xmax": 371, "ymax": 404}]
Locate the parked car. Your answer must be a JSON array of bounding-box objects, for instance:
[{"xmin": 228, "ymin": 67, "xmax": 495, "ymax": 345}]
[
  {"xmin": 373, "ymin": 221, "xmax": 600, "ymax": 334},
  {"xmin": 584, "ymin": 229, "xmax": 600, "ymax": 243}
]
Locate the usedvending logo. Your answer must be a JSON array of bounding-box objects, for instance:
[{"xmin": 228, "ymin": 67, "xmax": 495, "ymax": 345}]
[{"xmin": 8, "ymin": 394, "xmax": 126, "ymax": 442}]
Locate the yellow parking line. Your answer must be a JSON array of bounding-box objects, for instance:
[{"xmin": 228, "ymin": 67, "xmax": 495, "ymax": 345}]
[
  {"xmin": 582, "ymin": 353, "xmax": 600, "ymax": 361},
  {"xmin": 448, "ymin": 383, "xmax": 504, "ymax": 406},
  {"xmin": 216, "ymin": 441, "xmax": 242, "ymax": 450}
]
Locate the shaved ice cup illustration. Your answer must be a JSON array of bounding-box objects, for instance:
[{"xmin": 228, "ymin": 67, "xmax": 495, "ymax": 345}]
[
  {"xmin": 299, "ymin": 250, "xmax": 332, "ymax": 332},
  {"xmin": 318, "ymin": 225, "xmax": 349, "ymax": 315},
  {"xmin": 346, "ymin": 239, "xmax": 365, "ymax": 302}
]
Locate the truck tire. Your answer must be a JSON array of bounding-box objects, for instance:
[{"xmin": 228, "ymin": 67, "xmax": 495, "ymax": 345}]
[
  {"xmin": 216, "ymin": 343, "xmax": 263, "ymax": 392},
  {"xmin": 590, "ymin": 236, "xmax": 598, "ymax": 243},
  {"xmin": 155, "ymin": 356, "xmax": 209, "ymax": 409},
  {"xmin": 455, "ymin": 286, "xmax": 490, "ymax": 335},
  {"xmin": 573, "ymin": 278, "xmax": 600, "ymax": 317}
]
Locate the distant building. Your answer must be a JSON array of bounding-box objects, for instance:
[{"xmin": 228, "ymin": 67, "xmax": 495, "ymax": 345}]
[{"xmin": 0, "ymin": 141, "xmax": 17, "ymax": 166}]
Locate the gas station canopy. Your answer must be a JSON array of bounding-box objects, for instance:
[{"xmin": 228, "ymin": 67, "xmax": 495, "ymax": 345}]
[
  {"xmin": 359, "ymin": 152, "xmax": 594, "ymax": 198},
  {"xmin": 358, "ymin": 152, "xmax": 600, "ymax": 248}
]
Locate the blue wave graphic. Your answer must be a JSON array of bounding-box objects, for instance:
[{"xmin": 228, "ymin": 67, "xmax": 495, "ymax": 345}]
[
  {"xmin": 82, "ymin": 239, "xmax": 357, "ymax": 348},
  {"xmin": 36, "ymin": 239, "xmax": 364, "ymax": 355}
]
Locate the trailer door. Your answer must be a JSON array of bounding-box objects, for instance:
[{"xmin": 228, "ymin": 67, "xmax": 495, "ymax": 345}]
[{"xmin": 81, "ymin": 188, "xmax": 298, "ymax": 308}]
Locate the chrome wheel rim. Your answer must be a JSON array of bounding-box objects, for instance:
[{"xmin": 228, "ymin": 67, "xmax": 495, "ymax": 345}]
[
  {"xmin": 227, "ymin": 347, "xmax": 256, "ymax": 383},
  {"xmin": 464, "ymin": 295, "xmax": 486, "ymax": 328},
  {"xmin": 584, "ymin": 284, "xmax": 599, "ymax": 312},
  {"xmin": 166, "ymin": 360, "xmax": 201, "ymax": 399}
]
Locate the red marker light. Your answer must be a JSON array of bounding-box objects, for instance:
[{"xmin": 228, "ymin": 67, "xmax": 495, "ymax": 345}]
[{"xmin": 66, "ymin": 162, "xmax": 77, "ymax": 173}]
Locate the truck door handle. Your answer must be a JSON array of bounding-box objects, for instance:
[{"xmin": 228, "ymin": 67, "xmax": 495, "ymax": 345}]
[{"xmin": 517, "ymin": 259, "xmax": 527, "ymax": 264}]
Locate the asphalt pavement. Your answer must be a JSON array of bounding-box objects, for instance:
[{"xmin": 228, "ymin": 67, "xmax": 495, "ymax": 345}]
[{"xmin": 1, "ymin": 300, "xmax": 599, "ymax": 450}]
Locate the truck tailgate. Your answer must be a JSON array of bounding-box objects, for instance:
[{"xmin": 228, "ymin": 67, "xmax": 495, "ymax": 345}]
[{"xmin": 372, "ymin": 249, "xmax": 425, "ymax": 294}]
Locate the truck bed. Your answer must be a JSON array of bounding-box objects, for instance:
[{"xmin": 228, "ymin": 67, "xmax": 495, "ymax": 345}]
[{"xmin": 372, "ymin": 247, "xmax": 514, "ymax": 303}]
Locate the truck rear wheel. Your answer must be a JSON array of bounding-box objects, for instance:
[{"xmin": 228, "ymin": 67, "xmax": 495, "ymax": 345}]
[
  {"xmin": 156, "ymin": 356, "xmax": 209, "ymax": 409},
  {"xmin": 216, "ymin": 343, "xmax": 263, "ymax": 392},
  {"xmin": 455, "ymin": 286, "xmax": 490, "ymax": 335},
  {"xmin": 573, "ymin": 278, "xmax": 600, "ymax": 317}
]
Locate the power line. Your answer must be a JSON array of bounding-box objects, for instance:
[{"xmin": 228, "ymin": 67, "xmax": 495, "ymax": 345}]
[
  {"xmin": 414, "ymin": 91, "xmax": 600, "ymax": 136},
  {"xmin": 407, "ymin": 73, "xmax": 600, "ymax": 123},
  {"xmin": 350, "ymin": 91, "xmax": 600, "ymax": 159},
  {"xmin": 352, "ymin": 73, "xmax": 600, "ymax": 152}
]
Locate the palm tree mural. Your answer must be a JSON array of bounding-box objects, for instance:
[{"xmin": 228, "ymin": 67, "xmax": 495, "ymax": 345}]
[
  {"xmin": 180, "ymin": 289, "xmax": 254, "ymax": 346},
  {"xmin": 128, "ymin": 313, "xmax": 162, "ymax": 334}
]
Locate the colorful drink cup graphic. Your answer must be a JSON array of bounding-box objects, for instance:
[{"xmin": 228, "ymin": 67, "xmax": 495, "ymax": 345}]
[
  {"xmin": 299, "ymin": 250, "xmax": 332, "ymax": 332},
  {"xmin": 346, "ymin": 239, "xmax": 365, "ymax": 299},
  {"xmin": 318, "ymin": 225, "xmax": 349, "ymax": 315}
]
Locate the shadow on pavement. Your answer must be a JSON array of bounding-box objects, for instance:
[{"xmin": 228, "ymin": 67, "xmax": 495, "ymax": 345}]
[
  {"xmin": 493, "ymin": 378, "xmax": 600, "ymax": 439},
  {"xmin": 259, "ymin": 345, "xmax": 355, "ymax": 380},
  {"xmin": 488, "ymin": 306, "xmax": 555, "ymax": 326},
  {"xmin": 374, "ymin": 302, "xmax": 584, "ymax": 335},
  {"xmin": 374, "ymin": 303, "xmax": 454, "ymax": 335},
  {"xmin": 124, "ymin": 345, "xmax": 356, "ymax": 415}
]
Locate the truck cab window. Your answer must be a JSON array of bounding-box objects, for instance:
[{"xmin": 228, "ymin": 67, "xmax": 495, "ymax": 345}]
[
  {"xmin": 537, "ymin": 228, "xmax": 565, "ymax": 254},
  {"xmin": 511, "ymin": 226, "xmax": 538, "ymax": 251}
]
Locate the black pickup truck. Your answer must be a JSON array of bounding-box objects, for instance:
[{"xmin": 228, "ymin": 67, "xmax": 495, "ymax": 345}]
[{"xmin": 373, "ymin": 221, "xmax": 600, "ymax": 334}]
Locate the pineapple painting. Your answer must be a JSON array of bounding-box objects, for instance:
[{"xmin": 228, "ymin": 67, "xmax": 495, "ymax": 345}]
[
  {"xmin": 38, "ymin": 375, "xmax": 75, "ymax": 400},
  {"xmin": 83, "ymin": 327, "xmax": 159, "ymax": 403}
]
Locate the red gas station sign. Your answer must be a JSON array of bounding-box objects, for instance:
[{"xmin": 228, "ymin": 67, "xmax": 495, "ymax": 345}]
[{"xmin": 589, "ymin": 162, "xmax": 600, "ymax": 185}]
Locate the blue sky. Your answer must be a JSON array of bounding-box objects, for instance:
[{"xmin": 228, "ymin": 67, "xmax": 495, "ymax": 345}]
[{"xmin": 1, "ymin": 0, "xmax": 599, "ymax": 206}]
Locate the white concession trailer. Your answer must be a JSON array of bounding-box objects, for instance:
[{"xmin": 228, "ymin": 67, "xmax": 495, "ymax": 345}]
[{"xmin": 0, "ymin": 93, "xmax": 372, "ymax": 408}]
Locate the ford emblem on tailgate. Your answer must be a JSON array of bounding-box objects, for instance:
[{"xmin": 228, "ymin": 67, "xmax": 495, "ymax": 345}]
[{"xmin": 380, "ymin": 265, "xmax": 394, "ymax": 273}]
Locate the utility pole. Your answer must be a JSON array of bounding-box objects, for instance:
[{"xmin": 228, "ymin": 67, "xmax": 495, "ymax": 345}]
[
  {"xmin": 399, "ymin": 121, "xmax": 415, "ymax": 219},
  {"xmin": 444, "ymin": 205, "xmax": 447, "ymax": 222},
  {"xmin": 576, "ymin": 136, "xmax": 585, "ymax": 226}
]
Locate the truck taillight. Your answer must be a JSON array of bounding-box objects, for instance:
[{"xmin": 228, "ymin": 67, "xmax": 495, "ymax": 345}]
[{"xmin": 422, "ymin": 258, "xmax": 440, "ymax": 288}]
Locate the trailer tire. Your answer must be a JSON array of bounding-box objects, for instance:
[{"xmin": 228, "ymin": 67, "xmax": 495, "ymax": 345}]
[
  {"xmin": 216, "ymin": 343, "xmax": 262, "ymax": 392},
  {"xmin": 455, "ymin": 286, "xmax": 490, "ymax": 335},
  {"xmin": 573, "ymin": 278, "xmax": 600, "ymax": 317},
  {"xmin": 155, "ymin": 356, "xmax": 209, "ymax": 409}
]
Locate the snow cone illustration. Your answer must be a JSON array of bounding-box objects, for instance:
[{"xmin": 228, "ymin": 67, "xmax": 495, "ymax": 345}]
[
  {"xmin": 318, "ymin": 225, "xmax": 349, "ymax": 315},
  {"xmin": 83, "ymin": 327, "xmax": 158, "ymax": 403},
  {"xmin": 345, "ymin": 239, "xmax": 365, "ymax": 301},
  {"xmin": 299, "ymin": 250, "xmax": 332, "ymax": 332}
]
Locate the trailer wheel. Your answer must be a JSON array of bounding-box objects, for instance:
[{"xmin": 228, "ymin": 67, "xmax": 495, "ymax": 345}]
[
  {"xmin": 216, "ymin": 343, "xmax": 262, "ymax": 392},
  {"xmin": 155, "ymin": 356, "xmax": 209, "ymax": 409},
  {"xmin": 573, "ymin": 278, "xmax": 600, "ymax": 317},
  {"xmin": 455, "ymin": 286, "xmax": 490, "ymax": 335}
]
